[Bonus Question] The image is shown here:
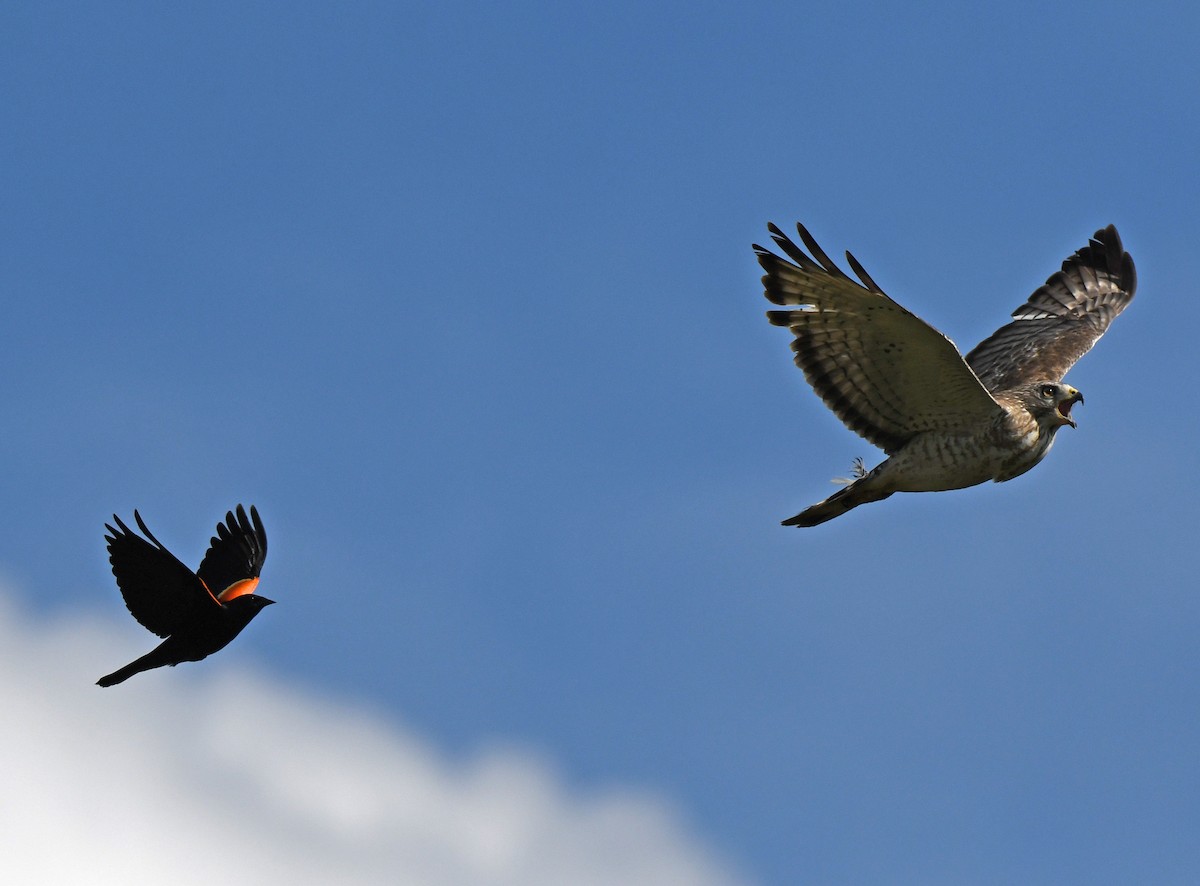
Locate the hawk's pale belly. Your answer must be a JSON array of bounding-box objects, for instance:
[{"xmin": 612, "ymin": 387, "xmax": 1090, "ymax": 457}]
[{"xmin": 875, "ymin": 419, "xmax": 1056, "ymax": 493}]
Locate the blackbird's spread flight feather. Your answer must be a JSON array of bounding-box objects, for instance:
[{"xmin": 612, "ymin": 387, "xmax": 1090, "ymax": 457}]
[
  {"xmin": 105, "ymin": 512, "xmax": 220, "ymax": 639},
  {"xmin": 197, "ymin": 504, "xmax": 267, "ymax": 600}
]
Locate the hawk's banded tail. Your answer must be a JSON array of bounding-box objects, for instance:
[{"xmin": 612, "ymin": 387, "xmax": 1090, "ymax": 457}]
[{"xmin": 782, "ymin": 478, "xmax": 894, "ymax": 527}]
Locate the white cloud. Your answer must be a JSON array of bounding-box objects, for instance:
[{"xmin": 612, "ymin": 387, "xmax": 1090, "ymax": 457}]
[{"xmin": 0, "ymin": 591, "xmax": 746, "ymax": 886}]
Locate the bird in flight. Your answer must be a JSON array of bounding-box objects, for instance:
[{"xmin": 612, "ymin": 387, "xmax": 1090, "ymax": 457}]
[
  {"xmin": 755, "ymin": 222, "xmax": 1136, "ymax": 527},
  {"xmin": 97, "ymin": 505, "xmax": 273, "ymax": 686}
]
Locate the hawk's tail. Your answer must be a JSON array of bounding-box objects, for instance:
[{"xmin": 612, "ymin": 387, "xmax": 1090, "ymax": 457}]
[{"xmin": 782, "ymin": 477, "xmax": 893, "ymax": 528}]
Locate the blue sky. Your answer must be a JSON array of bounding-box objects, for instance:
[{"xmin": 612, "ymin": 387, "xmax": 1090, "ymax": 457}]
[{"xmin": 3, "ymin": 2, "xmax": 1199, "ymax": 883}]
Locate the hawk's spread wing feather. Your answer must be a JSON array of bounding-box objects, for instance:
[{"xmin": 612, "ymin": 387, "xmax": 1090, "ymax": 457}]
[
  {"xmin": 965, "ymin": 225, "xmax": 1136, "ymax": 391},
  {"xmin": 105, "ymin": 512, "xmax": 221, "ymax": 639},
  {"xmin": 756, "ymin": 223, "xmax": 1004, "ymax": 455},
  {"xmin": 197, "ymin": 505, "xmax": 267, "ymax": 602}
]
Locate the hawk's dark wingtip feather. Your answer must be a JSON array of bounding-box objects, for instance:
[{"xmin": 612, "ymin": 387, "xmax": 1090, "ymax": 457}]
[
  {"xmin": 765, "ymin": 309, "xmax": 796, "ymax": 327},
  {"xmin": 759, "ymin": 222, "xmax": 889, "ymax": 297},
  {"xmin": 794, "ymin": 223, "xmax": 848, "ymax": 279},
  {"xmin": 756, "ymin": 251, "xmax": 802, "ymax": 306},
  {"xmin": 844, "ymin": 250, "xmax": 884, "ymax": 294},
  {"xmin": 1094, "ymin": 224, "xmax": 1136, "ymax": 295},
  {"xmin": 768, "ymin": 225, "xmax": 820, "ymax": 271}
]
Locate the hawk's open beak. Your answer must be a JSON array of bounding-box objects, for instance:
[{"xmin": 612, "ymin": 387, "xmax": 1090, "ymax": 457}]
[{"xmin": 1059, "ymin": 388, "xmax": 1083, "ymax": 428}]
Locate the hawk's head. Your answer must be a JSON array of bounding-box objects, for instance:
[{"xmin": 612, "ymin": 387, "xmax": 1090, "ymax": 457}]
[{"xmin": 1026, "ymin": 382, "xmax": 1083, "ymax": 429}]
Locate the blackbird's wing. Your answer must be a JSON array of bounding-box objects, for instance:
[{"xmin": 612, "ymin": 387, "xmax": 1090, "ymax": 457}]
[
  {"xmin": 197, "ymin": 505, "xmax": 268, "ymax": 602},
  {"xmin": 105, "ymin": 512, "xmax": 222, "ymax": 638}
]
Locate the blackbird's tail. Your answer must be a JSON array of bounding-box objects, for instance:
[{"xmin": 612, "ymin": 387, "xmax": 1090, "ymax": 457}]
[
  {"xmin": 96, "ymin": 649, "xmax": 167, "ymax": 687},
  {"xmin": 97, "ymin": 664, "xmax": 140, "ymax": 687}
]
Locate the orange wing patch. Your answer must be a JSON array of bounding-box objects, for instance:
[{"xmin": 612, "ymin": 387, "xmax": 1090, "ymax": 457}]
[
  {"xmin": 198, "ymin": 578, "xmax": 221, "ymax": 607},
  {"xmin": 217, "ymin": 577, "xmax": 261, "ymax": 602}
]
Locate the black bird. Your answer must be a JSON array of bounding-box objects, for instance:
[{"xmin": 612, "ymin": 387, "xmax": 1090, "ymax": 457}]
[{"xmin": 97, "ymin": 505, "xmax": 273, "ymax": 687}]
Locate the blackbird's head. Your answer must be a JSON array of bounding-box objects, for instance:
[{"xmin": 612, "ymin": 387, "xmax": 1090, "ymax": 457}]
[{"xmin": 227, "ymin": 594, "xmax": 275, "ymax": 622}]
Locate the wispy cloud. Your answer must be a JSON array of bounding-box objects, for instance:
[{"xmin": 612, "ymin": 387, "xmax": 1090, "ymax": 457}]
[{"xmin": 3, "ymin": 591, "xmax": 746, "ymax": 886}]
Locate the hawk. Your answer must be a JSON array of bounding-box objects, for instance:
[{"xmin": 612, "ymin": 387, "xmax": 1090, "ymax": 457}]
[{"xmin": 755, "ymin": 222, "xmax": 1136, "ymax": 527}]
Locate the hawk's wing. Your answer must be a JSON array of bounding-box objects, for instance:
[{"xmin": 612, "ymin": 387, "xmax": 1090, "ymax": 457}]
[
  {"xmin": 197, "ymin": 505, "xmax": 267, "ymax": 603},
  {"xmin": 965, "ymin": 225, "xmax": 1136, "ymax": 392},
  {"xmin": 105, "ymin": 512, "xmax": 221, "ymax": 638},
  {"xmin": 756, "ymin": 223, "xmax": 1004, "ymax": 455}
]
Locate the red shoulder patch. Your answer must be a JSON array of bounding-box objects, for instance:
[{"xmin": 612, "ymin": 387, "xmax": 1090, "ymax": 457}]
[{"xmin": 217, "ymin": 577, "xmax": 260, "ymax": 603}]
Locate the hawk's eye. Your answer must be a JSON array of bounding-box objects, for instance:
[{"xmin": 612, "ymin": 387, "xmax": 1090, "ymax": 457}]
[{"xmin": 1039, "ymin": 384, "xmax": 1056, "ymax": 399}]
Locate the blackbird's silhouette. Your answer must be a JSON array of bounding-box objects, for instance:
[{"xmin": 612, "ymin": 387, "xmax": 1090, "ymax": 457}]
[{"xmin": 97, "ymin": 505, "xmax": 273, "ymax": 687}]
